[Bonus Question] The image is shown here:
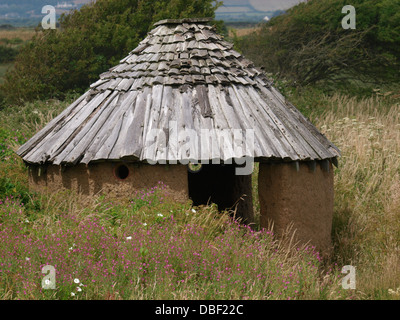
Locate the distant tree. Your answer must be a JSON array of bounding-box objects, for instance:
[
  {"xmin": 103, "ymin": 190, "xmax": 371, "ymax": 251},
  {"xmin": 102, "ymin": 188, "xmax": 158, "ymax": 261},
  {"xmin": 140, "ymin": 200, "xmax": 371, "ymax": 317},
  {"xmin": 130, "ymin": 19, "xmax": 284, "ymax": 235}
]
[
  {"xmin": 0, "ymin": 0, "xmax": 222, "ymax": 105},
  {"xmin": 0, "ymin": 24, "xmax": 14, "ymax": 29},
  {"xmin": 238, "ymin": 0, "xmax": 400, "ymax": 88}
]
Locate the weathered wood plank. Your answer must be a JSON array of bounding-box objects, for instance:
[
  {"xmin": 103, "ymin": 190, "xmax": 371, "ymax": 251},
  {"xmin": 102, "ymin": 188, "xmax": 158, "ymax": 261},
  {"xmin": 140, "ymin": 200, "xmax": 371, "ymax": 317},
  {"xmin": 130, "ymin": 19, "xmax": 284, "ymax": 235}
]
[
  {"xmin": 207, "ymin": 85, "xmax": 236, "ymax": 161},
  {"xmin": 179, "ymin": 88, "xmax": 198, "ymax": 162},
  {"xmin": 165, "ymin": 89, "xmax": 179, "ymax": 162},
  {"xmin": 227, "ymin": 86, "xmax": 271, "ymax": 159},
  {"xmin": 234, "ymin": 85, "xmax": 297, "ymax": 160},
  {"xmin": 24, "ymin": 91, "xmax": 110, "ymax": 163},
  {"xmin": 91, "ymin": 91, "xmax": 139, "ymax": 161},
  {"xmin": 193, "ymin": 91, "xmax": 220, "ymax": 163},
  {"xmin": 141, "ymin": 85, "xmax": 164, "ymax": 162},
  {"xmin": 254, "ymin": 85, "xmax": 320, "ymax": 160},
  {"xmin": 125, "ymin": 89, "xmax": 151, "ymax": 158},
  {"xmin": 257, "ymin": 84, "xmax": 334, "ymax": 160},
  {"xmin": 195, "ymin": 85, "xmax": 213, "ymax": 118},
  {"xmin": 152, "ymin": 86, "xmax": 174, "ymax": 163},
  {"xmin": 237, "ymin": 85, "xmax": 306, "ymax": 159},
  {"xmin": 270, "ymin": 86, "xmax": 340, "ymax": 157},
  {"xmin": 174, "ymin": 88, "xmax": 187, "ymax": 162},
  {"xmin": 52, "ymin": 91, "xmax": 120, "ymax": 165},
  {"xmin": 107, "ymin": 92, "xmax": 140, "ymax": 160},
  {"xmin": 17, "ymin": 91, "xmax": 90, "ymax": 158},
  {"xmin": 81, "ymin": 91, "xmax": 130, "ymax": 163}
]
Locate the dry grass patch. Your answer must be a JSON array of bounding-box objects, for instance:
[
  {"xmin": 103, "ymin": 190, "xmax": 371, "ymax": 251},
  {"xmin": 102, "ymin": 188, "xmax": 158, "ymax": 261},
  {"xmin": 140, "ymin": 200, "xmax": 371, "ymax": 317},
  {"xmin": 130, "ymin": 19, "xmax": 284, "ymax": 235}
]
[
  {"xmin": 314, "ymin": 94, "xmax": 400, "ymax": 298},
  {"xmin": 0, "ymin": 28, "xmax": 36, "ymax": 42}
]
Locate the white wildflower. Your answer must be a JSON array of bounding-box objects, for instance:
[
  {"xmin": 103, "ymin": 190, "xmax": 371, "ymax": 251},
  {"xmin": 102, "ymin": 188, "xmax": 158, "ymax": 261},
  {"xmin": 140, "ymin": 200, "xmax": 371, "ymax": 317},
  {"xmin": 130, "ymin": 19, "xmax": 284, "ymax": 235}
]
[
  {"xmin": 388, "ymin": 288, "xmax": 400, "ymax": 296},
  {"xmin": 157, "ymin": 213, "xmax": 163, "ymax": 217},
  {"xmin": 143, "ymin": 223, "xmax": 147, "ymax": 226},
  {"xmin": 71, "ymin": 292, "xmax": 75, "ymax": 296},
  {"xmin": 126, "ymin": 236, "xmax": 132, "ymax": 240},
  {"xmin": 76, "ymin": 287, "xmax": 82, "ymax": 292},
  {"xmin": 74, "ymin": 278, "xmax": 80, "ymax": 284}
]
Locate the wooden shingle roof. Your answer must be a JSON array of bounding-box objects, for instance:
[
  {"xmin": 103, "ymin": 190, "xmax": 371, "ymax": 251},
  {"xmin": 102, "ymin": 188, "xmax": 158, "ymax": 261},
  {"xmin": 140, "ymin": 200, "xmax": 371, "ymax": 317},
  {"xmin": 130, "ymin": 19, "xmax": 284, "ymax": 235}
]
[{"xmin": 17, "ymin": 18, "xmax": 340, "ymax": 166}]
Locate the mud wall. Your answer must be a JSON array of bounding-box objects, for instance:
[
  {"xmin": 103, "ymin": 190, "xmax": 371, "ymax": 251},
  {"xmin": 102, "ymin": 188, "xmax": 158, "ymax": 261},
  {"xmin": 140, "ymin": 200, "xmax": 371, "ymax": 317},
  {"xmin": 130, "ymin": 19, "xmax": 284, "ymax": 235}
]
[
  {"xmin": 28, "ymin": 162, "xmax": 189, "ymax": 203},
  {"xmin": 258, "ymin": 161, "xmax": 334, "ymax": 253}
]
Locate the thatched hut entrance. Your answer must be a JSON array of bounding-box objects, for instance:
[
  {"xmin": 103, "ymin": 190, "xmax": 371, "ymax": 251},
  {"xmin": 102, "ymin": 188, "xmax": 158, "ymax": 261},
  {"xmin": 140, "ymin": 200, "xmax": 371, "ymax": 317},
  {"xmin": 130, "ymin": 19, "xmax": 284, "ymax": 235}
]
[{"xmin": 188, "ymin": 164, "xmax": 254, "ymax": 223}]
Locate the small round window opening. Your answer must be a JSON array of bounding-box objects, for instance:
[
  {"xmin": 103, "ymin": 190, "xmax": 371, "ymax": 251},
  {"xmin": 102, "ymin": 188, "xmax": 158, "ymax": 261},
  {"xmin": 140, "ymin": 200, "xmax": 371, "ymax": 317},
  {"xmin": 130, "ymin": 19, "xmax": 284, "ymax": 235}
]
[
  {"xmin": 115, "ymin": 164, "xmax": 130, "ymax": 180},
  {"xmin": 188, "ymin": 163, "xmax": 202, "ymax": 173}
]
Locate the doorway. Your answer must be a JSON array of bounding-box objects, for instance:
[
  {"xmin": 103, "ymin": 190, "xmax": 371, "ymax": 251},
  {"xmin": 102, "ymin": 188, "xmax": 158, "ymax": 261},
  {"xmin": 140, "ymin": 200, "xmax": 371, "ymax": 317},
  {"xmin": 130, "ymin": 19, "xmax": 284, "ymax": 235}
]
[{"xmin": 187, "ymin": 164, "xmax": 254, "ymax": 224}]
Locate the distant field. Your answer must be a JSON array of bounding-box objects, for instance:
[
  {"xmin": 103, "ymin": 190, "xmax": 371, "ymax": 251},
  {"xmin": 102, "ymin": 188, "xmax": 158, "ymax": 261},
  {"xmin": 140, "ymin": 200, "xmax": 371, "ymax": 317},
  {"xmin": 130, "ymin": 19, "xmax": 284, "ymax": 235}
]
[
  {"xmin": 0, "ymin": 28, "xmax": 36, "ymax": 42},
  {"xmin": 229, "ymin": 27, "xmax": 261, "ymax": 37},
  {"xmin": 249, "ymin": 0, "xmax": 305, "ymax": 11},
  {"xmin": 73, "ymin": 0, "xmax": 93, "ymax": 4},
  {"xmin": 0, "ymin": 28, "xmax": 34, "ymax": 83}
]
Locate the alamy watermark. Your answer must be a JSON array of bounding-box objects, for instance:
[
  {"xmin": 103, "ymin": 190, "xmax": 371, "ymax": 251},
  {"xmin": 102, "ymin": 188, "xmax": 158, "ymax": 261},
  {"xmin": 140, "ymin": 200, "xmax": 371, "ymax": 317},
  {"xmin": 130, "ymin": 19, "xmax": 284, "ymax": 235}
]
[
  {"xmin": 41, "ymin": 265, "xmax": 56, "ymax": 289},
  {"xmin": 342, "ymin": 5, "xmax": 356, "ymax": 30},
  {"xmin": 41, "ymin": 5, "xmax": 56, "ymax": 30},
  {"xmin": 341, "ymin": 265, "xmax": 356, "ymax": 289}
]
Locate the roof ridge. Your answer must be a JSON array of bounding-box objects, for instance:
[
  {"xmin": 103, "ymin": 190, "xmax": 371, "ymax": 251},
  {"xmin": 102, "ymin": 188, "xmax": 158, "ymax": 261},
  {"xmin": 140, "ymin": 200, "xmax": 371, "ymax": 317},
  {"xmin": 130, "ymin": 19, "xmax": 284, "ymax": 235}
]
[{"xmin": 153, "ymin": 18, "xmax": 213, "ymax": 27}]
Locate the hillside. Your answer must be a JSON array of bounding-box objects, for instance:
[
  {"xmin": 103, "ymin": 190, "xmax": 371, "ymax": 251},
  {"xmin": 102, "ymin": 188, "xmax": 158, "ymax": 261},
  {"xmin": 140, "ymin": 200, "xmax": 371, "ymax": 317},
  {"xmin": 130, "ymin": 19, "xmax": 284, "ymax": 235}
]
[{"xmin": 216, "ymin": 0, "xmax": 305, "ymax": 22}]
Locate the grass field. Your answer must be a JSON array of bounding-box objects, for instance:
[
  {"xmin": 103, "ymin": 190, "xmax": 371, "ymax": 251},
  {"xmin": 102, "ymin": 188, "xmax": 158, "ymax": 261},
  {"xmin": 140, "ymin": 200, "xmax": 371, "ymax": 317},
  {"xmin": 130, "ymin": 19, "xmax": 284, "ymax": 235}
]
[
  {"xmin": 228, "ymin": 27, "xmax": 261, "ymax": 38},
  {"xmin": 0, "ymin": 28, "xmax": 35, "ymax": 84},
  {"xmin": 0, "ymin": 89, "xmax": 399, "ymax": 300},
  {"xmin": 0, "ymin": 28, "xmax": 36, "ymax": 42}
]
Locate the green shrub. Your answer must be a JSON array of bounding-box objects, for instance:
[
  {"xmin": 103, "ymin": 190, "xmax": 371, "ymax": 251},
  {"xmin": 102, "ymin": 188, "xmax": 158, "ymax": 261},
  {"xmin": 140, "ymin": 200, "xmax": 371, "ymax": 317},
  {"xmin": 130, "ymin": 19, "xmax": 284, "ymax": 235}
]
[
  {"xmin": 238, "ymin": 0, "xmax": 400, "ymax": 91},
  {"xmin": 0, "ymin": 45, "xmax": 18, "ymax": 63}
]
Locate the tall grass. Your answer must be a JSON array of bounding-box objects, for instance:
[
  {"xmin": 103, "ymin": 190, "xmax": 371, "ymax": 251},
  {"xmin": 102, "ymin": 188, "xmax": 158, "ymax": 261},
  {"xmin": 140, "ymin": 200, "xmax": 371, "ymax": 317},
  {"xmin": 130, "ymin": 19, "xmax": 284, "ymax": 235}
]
[
  {"xmin": 313, "ymin": 94, "xmax": 400, "ymax": 299},
  {"xmin": 0, "ymin": 188, "xmax": 342, "ymax": 300}
]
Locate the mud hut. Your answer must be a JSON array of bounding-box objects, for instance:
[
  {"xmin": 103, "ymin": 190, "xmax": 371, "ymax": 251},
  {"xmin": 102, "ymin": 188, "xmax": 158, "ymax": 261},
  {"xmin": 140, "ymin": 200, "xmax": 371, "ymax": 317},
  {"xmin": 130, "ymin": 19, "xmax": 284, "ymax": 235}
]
[{"xmin": 17, "ymin": 18, "xmax": 340, "ymax": 251}]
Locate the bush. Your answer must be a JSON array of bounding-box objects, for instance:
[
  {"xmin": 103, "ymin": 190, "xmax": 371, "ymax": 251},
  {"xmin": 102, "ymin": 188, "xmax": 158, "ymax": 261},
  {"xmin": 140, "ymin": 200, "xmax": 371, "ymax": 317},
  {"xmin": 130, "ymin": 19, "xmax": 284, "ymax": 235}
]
[
  {"xmin": 238, "ymin": 0, "xmax": 400, "ymax": 91},
  {"xmin": 0, "ymin": 0, "xmax": 222, "ymax": 105},
  {"xmin": 0, "ymin": 45, "xmax": 18, "ymax": 63}
]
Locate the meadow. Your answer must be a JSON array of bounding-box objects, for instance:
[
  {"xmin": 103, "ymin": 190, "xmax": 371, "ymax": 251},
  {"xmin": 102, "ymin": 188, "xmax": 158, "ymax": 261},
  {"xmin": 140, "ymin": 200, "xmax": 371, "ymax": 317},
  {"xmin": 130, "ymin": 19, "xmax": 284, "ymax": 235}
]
[
  {"xmin": 0, "ymin": 28, "xmax": 36, "ymax": 42},
  {"xmin": 0, "ymin": 27, "xmax": 35, "ymax": 84},
  {"xmin": 0, "ymin": 88, "xmax": 399, "ymax": 300}
]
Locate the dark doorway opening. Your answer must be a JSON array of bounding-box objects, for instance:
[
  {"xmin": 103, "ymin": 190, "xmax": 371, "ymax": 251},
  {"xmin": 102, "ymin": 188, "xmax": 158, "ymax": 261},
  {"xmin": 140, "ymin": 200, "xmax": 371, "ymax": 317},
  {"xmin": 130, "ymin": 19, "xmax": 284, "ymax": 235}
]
[{"xmin": 188, "ymin": 164, "xmax": 254, "ymax": 224}]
